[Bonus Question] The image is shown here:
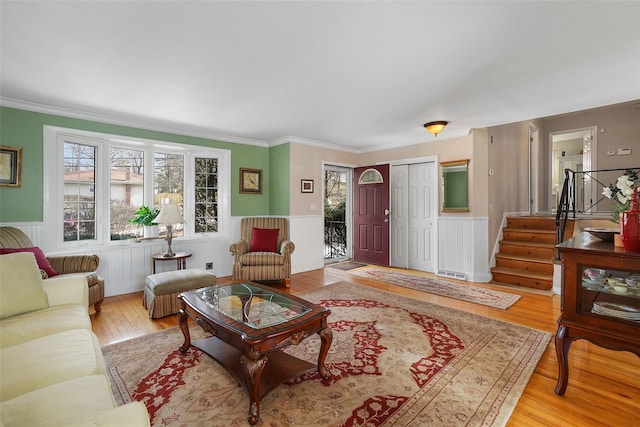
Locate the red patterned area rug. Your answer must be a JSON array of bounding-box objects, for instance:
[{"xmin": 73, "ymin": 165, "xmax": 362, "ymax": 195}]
[
  {"xmin": 349, "ymin": 267, "xmax": 521, "ymax": 309},
  {"xmin": 103, "ymin": 282, "xmax": 549, "ymax": 426}
]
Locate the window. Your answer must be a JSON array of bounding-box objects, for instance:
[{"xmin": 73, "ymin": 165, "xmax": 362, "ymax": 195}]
[
  {"xmin": 44, "ymin": 126, "xmax": 230, "ymax": 249},
  {"xmin": 154, "ymin": 153, "xmax": 185, "ymax": 238},
  {"xmin": 63, "ymin": 141, "xmax": 97, "ymax": 241},
  {"xmin": 194, "ymin": 157, "xmax": 218, "ymax": 233},
  {"xmin": 110, "ymin": 147, "xmax": 145, "ymax": 240}
]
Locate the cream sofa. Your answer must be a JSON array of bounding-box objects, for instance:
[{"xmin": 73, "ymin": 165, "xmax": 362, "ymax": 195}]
[{"xmin": 0, "ymin": 252, "xmax": 149, "ymax": 427}]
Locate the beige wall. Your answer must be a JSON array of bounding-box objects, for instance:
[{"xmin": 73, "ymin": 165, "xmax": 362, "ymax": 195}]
[
  {"xmin": 487, "ymin": 121, "xmax": 531, "ymax": 251},
  {"xmin": 289, "ymin": 143, "xmax": 358, "ymax": 216},
  {"xmin": 290, "ymin": 135, "xmax": 479, "ymax": 217},
  {"xmin": 289, "ymin": 132, "xmax": 491, "ymax": 256},
  {"xmin": 543, "ymin": 101, "xmax": 640, "ymax": 172}
]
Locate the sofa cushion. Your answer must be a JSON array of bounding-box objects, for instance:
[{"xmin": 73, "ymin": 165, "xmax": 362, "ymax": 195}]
[
  {"xmin": 0, "ymin": 303, "xmax": 91, "ymax": 348},
  {"xmin": 0, "ymin": 329, "xmax": 105, "ymax": 401},
  {"xmin": 0, "ymin": 247, "xmax": 58, "ymax": 277},
  {"xmin": 0, "ymin": 375, "xmax": 116, "ymax": 427},
  {"xmin": 0, "ymin": 253, "xmax": 49, "ymax": 320},
  {"xmin": 250, "ymin": 227, "xmax": 279, "ymax": 252},
  {"xmin": 239, "ymin": 251, "xmax": 285, "ymax": 266}
]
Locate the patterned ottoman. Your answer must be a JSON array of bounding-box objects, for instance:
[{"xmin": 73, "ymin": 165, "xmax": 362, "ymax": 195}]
[{"xmin": 143, "ymin": 269, "xmax": 216, "ymax": 318}]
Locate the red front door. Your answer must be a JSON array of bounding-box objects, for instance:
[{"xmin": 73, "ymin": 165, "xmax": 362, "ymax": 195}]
[{"xmin": 353, "ymin": 164, "xmax": 390, "ymax": 265}]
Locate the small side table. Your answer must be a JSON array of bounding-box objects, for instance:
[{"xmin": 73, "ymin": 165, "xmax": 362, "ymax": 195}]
[{"xmin": 152, "ymin": 252, "xmax": 192, "ymax": 274}]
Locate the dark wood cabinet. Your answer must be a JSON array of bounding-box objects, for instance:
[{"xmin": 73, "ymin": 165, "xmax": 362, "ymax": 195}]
[{"xmin": 555, "ymin": 232, "xmax": 640, "ymax": 395}]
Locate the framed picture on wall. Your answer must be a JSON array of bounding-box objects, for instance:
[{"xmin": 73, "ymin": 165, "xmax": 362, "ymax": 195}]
[
  {"xmin": 0, "ymin": 145, "xmax": 22, "ymax": 188},
  {"xmin": 301, "ymin": 179, "xmax": 314, "ymax": 193},
  {"xmin": 240, "ymin": 168, "xmax": 262, "ymax": 194}
]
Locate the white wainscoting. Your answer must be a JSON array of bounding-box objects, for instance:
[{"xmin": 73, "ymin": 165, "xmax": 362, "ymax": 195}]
[
  {"xmin": 2, "ymin": 216, "xmax": 324, "ymax": 297},
  {"xmin": 437, "ymin": 217, "xmax": 491, "ymax": 282},
  {"xmin": 290, "ymin": 215, "xmax": 325, "ymax": 274}
]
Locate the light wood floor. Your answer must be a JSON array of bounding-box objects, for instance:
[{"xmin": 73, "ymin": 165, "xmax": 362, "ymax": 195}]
[{"xmin": 90, "ymin": 266, "xmax": 640, "ymax": 427}]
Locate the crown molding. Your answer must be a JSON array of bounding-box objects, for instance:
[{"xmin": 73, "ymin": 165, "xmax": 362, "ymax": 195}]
[
  {"xmin": 0, "ymin": 97, "xmax": 270, "ymax": 148},
  {"xmin": 1, "ymin": 97, "xmax": 474, "ymax": 154},
  {"xmin": 268, "ymin": 135, "xmax": 363, "ymax": 154}
]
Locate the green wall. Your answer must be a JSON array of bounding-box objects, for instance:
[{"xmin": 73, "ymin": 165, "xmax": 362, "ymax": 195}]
[
  {"xmin": 268, "ymin": 143, "xmax": 290, "ymax": 216},
  {"xmin": 0, "ymin": 107, "xmax": 289, "ymax": 222}
]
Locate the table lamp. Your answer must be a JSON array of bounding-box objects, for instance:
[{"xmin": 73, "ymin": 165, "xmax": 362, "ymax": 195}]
[{"xmin": 152, "ymin": 204, "xmax": 184, "ymax": 257}]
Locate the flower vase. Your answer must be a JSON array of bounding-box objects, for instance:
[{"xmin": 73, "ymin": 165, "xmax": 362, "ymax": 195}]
[{"xmin": 620, "ymin": 187, "xmax": 640, "ymax": 251}]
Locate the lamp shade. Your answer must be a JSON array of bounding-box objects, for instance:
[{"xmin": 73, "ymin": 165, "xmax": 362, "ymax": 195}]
[
  {"xmin": 424, "ymin": 121, "xmax": 448, "ymax": 136},
  {"xmin": 152, "ymin": 204, "xmax": 184, "ymax": 225}
]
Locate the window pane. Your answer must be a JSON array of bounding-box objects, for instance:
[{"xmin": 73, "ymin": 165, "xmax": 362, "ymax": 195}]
[
  {"xmin": 110, "ymin": 147, "xmax": 144, "ymax": 240},
  {"xmin": 154, "ymin": 153, "xmax": 184, "ymax": 237},
  {"xmin": 63, "ymin": 142, "xmax": 96, "ymax": 241},
  {"xmin": 194, "ymin": 157, "xmax": 218, "ymax": 233}
]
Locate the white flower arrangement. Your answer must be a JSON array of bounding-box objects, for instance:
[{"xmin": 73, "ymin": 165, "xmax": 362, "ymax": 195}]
[{"xmin": 602, "ymin": 169, "xmax": 638, "ymax": 223}]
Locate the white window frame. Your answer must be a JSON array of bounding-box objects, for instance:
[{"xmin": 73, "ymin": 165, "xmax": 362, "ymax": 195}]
[{"xmin": 43, "ymin": 125, "xmax": 231, "ymax": 251}]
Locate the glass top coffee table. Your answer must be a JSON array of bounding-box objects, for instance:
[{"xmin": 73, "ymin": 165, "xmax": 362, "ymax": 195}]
[{"xmin": 178, "ymin": 282, "xmax": 332, "ymax": 425}]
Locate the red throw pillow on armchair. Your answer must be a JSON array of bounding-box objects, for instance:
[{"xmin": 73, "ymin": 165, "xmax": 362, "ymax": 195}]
[
  {"xmin": 0, "ymin": 247, "xmax": 59, "ymax": 277},
  {"xmin": 250, "ymin": 228, "xmax": 279, "ymax": 252}
]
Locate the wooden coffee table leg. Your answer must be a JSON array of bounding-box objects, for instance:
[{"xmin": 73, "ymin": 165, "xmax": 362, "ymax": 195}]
[
  {"xmin": 317, "ymin": 325, "xmax": 333, "ymax": 379},
  {"xmin": 240, "ymin": 349, "xmax": 267, "ymax": 425},
  {"xmin": 178, "ymin": 308, "xmax": 191, "ymax": 353},
  {"xmin": 554, "ymin": 324, "xmax": 571, "ymax": 395}
]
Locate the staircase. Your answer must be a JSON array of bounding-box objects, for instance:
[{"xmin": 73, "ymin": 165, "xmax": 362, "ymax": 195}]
[{"xmin": 491, "ymin": 216, "xmax": 574, "ymax": 290}]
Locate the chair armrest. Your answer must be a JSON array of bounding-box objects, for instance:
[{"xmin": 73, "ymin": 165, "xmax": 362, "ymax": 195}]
[
  {"xmin": 229, "ymin": 240, "xmax": 248, "ymax": 259},
  {"xmin": 68, "ymin": 402, "xmax": 150, "ymax": 427},
  {"xmin": 42, "ymin": 275, "xmax": 89, "ymax": 309},
  {"xmin": 280, "ymin": 240, "xmax": 295, "ymax": 255},
  {"xmin": 47, "ymin": 254, "xmax": 100, "ymax": 275}
]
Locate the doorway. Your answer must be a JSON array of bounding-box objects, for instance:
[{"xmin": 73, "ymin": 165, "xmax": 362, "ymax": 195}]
[
  {"xmin": 549, "ymin": 127, "xmax": 596, "ymax": 213},
  {"xmin": 353, "ymin": 164, "xmax": 390, "ymax": 265},
  {"xmin": 323, "ymin": 165, "xmax": 351, "ymax": 263}
]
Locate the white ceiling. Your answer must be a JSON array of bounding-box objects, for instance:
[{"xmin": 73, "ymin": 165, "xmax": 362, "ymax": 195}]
[{"xmin": 1, "ymin": 1, "xmax": 639, "ymax": 151}]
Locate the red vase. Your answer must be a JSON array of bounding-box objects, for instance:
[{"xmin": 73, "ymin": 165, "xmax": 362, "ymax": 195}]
[{"xmin": 620, "ymin": 187, "xmax": 640, "ymax": 251}]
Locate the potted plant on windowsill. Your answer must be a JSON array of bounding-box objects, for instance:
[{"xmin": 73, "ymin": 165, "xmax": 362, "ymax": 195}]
[{"xmin": 129, "ymin": 206, "xmax": 160, "ymax": 238}]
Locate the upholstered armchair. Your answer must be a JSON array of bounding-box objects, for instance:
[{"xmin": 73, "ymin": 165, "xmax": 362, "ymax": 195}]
[
  {"xmin": 229, "ymin": 217, "xmax": 295, "ymax": 287},
  {"xmin": 0, "ymin": 226, "xmax": 105, "ymax": 312}
]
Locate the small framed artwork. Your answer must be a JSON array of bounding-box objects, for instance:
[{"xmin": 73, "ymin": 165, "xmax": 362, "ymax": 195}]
[
  {"xmin": 0, "ymin": 145, "xmax": 22, "ymax": 188},
  {"xmin": 301, "ymin": 179, "xmax": 314, "ymax": 193},
  {"xmin": 240, "ymin": 168, "xmax": 262, "ymax": 194}
]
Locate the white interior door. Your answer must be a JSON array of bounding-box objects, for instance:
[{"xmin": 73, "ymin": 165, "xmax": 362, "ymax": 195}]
[
  {"xmin": 390, "ymin": 165, "xmax": 408, "ymax": 268},
  {"xmin": 390, "ymin": 161, "xmax": 436, "ymax": 272}
]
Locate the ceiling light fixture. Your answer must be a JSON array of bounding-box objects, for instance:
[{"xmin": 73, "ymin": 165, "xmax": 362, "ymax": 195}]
[{"xmin": 424, "ymin": 121, "xmax": 448, "ymax": 137}]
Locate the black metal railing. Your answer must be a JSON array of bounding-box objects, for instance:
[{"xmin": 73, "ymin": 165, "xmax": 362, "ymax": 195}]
[
  {"xmin": 324, "ymin": 220, "xmax": 347, "ymax": 259},
  {"xmin": 555, "ymin": 167, "xmax": 639, "ymax": 259}
]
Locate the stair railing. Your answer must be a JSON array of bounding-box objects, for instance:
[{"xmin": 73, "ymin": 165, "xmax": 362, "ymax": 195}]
[{"xmin": 555, "ymin": 167, "xmax": 640, "ymax": 260}]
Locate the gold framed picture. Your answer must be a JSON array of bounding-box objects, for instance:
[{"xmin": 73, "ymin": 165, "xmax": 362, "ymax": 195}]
[
  {"xmin": 0, "ymin": 145, "xmax": 22, "ymax": 188},
  {"xmin": 240, "ymin": 168, "xmax": 262, "ymax": 194}
]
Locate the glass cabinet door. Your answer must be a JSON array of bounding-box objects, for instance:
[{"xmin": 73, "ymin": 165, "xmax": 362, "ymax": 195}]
[{"xmin": 580, "ymin": 267, "xmax": 640, "ymax": 322}]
